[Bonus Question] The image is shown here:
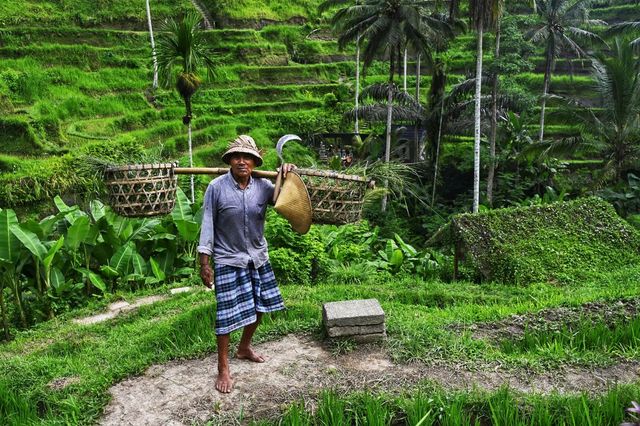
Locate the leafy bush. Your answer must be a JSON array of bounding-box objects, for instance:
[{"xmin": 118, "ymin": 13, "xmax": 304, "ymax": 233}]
[
  {"xmin": 265, "ymin": 211, "xmax": 328, "ymax": 285},
  {"xmin": 447, "ymin": 197, "xmax": 640, "ymax": 284}
]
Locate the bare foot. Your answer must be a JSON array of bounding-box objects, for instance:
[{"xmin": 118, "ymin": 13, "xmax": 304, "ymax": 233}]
[
  {"xmin": 236, "ymin": 347, "xmax": 265, "ymax": 363},
  {"xmin": 215, "ymin": 367, "xmax": 233, "ymax": 393}
]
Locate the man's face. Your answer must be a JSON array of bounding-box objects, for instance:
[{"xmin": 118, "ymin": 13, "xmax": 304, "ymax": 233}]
[{"xmin": 229, "ymin": 153, "xmax": 256, "ymax": 180}]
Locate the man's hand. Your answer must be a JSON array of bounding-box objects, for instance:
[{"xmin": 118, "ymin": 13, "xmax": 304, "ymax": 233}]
[
  {"xmin": 199, "ymin": 254, "xmax": 214, "ymax": 289},
  {"xmin": 281, "ymin": 163, "xmax": 297, "ymax": 178}
]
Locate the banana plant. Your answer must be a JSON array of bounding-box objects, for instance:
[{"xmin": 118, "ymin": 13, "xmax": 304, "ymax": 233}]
[
  {"xmin": 167, "ymin": 187, "xmax": 201, "ymax": 278},
  {"xmin": 377, "ymin": 239, "xmax": 405, "ymax": 272},
  {"xmin": 0, "ymin": 208, "xmax": 22, "ymax": 338},
  {"xmin": 10, "ymin": 223, "xmax": 65, "ymax": 319}
]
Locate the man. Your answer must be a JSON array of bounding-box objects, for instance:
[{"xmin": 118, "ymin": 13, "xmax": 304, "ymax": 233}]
[{"xmin": 197, "ymin": 135, "xmax": 294, "ymax": 393}]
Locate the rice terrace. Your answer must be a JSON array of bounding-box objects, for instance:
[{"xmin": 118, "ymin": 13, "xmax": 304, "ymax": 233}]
[{"xmin": 1, "ymin": 0, "xmax": 640, "ymax": 425}]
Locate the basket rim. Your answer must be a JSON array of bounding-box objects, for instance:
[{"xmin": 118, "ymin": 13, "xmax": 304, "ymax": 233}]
[
  {"xmin": 297, "ymin": 168, "xmax": 370, "ymax": 183},
  {"xmin": 105, "ymin": 162, "xmax": 178, "ymax": 172}
]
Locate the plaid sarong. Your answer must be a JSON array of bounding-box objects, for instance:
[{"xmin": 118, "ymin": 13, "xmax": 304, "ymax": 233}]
[{"xmin": 214, "ymin": 261, "xmax": 285, "ymax": 335}]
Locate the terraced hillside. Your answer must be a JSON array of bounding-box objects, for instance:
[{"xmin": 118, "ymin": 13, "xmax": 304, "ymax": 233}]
[{"xmin": 0, "ymin": 0, "xmax": 638, "ymax": 212}]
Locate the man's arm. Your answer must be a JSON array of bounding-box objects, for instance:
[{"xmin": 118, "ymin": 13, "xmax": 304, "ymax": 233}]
[
  {"xmin": 197, "ymin": 183, "xmax": 216, "ymax": 288},
  {"xmin": 199, "ymin": 253, "xmax": 213, "ymax": 289}
]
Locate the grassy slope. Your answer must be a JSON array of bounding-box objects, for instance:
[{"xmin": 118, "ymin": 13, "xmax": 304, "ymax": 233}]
[{"xmin": 1, "ymin": 266, "xmax": 640, "ymax": 424}]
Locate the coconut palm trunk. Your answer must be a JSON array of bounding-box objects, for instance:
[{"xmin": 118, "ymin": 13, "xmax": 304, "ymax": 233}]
[
  {"xmin": 382, "ymin": 50, "xmax": 396, "ymax": 212},
  {"xmin": 414, "ymin": 53, "xmax": 421, "ymax": 161},
  {"xmin": 145, "ymin": 0, "xmax": 158, "ymax": 89},
  {"xmin": 539, "ymin": 39, "xmax": 555, "ymax": 143},
  {"xmin": 355, "ymin": 34, "xmax": 360, "ymax": 134},
  {"xmin": 403, "ymin": 47, "xmax": 408, "ymax": 92},
  {"xmin": 487, "ymin": 20, "xmax": 501, "ymax": 207},
  {"xmin": 473, "ymin": 20, "xmax": 484, "ymax": 213}
]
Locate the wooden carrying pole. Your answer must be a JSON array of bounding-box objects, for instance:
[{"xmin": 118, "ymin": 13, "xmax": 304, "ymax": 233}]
[
  {"xmin": 173, "ymin": 167, "xmax": 371, "ymax": 184},
  {"xmin": 174, "ymin": 167, "xmax": 278, "ymax": 179}
]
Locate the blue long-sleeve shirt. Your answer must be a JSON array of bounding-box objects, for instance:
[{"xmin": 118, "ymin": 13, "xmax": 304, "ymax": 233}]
[{"xmin": 197, "ymin": 171, "xmax": 274, "ymax": 268}]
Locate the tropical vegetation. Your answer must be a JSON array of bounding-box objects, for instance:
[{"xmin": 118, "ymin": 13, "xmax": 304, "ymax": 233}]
[{"xmin": 0, "ymin": 0, "xmax": 639, "ymax": 424}]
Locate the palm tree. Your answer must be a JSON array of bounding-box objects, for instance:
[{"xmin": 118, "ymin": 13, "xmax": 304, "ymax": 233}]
[
  {"xmin": 156, "ymin": 12, "xmax": 214, "ymax": 202},
  {"xmin": 469, "ymin": 0, "xmax": 504, "ymax": 213},
  {"xmin": 319, "ymin": 0, "xmax": 362, "ymax": 134},
  {"xmin": 526, "ymin": 38, "xmax": 640, "ymax": 184},
  {"xmin": 329, "ymin": 0, "xmax": 434, "ymax": 211},
  {"xmin": 528, "ymin": 0, "xmax": 605, "ymax": 144},
  {"xmin": 590, "ymin": 38, "xmax": 640, "ymax": 181},
  {"xmin": 607, "ymin": 20, "xmax": 640, "ymax": 50},
  {"xmin": 487, "ymin": 1, "xmax": 536, "ymax": 206},
  {"xmin": 145, "ymin": 0, "xmax": 158, "ymax": 89}
]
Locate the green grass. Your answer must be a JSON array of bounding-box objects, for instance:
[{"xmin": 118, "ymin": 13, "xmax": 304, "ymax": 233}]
[
  {"xmin": 273, "ymin": 384, "xmax": 638, "ymax": 426},
  {"xmin": 0, "ymin": 0, "xmax": 194, "ymax": 27},
  {"xmin": 2, "ymin": 265, "xmax": 640, "ymax": 423},
  {"xmin": 500, "ymin": 315, "xmax": 640, "ymax": 357}
]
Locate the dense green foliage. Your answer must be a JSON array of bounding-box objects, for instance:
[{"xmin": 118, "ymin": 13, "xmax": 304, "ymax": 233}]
[
  {"xmin": 0, "ymin": 0, "xmax": 639, "ymax": 423},
  {"xmin": 449, "ymin": 197, "xmax": 640, "ymax": 284}
]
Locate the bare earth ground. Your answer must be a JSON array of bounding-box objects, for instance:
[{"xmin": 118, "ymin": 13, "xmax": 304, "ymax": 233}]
[{"xmin": 100, "ymin": 334, "xmax": 640, "ymax": 426}]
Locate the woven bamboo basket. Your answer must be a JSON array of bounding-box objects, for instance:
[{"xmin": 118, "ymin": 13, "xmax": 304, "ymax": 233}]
[
  {"xmin": 104, "ymin": 163, "xmax": 178, "ymax": 217},
  {"xmin": 296, "ymin": 169, "xmax": 370, "ymax": 225},
  {"xmin": 104, "ymin": 164, "xmax": 373, "ymax": 224}
]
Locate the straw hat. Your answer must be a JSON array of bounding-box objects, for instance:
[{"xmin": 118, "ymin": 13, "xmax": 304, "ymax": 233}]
[
  {"xmin": 221, "ymin": 135, "xmax": 263, "ymax": 166},
  {"xmin": 274, "ymin": 171, "xmax": 312, "ymax": 234}
]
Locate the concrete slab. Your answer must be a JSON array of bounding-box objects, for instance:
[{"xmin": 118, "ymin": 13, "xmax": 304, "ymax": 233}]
[
  {"xmin": 351, "ymin": 332, "xmax": 387, "ymax": 343},
  {"xmin": 323, "ymin": 299, "xmax": 385, "ymax": 327},
  {"xmin": 327, "ymin": 323, "xmax": 385, "ymax": 337}
]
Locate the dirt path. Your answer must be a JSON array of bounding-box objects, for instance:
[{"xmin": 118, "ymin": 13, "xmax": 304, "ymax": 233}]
[{"xmin": 100, "ymin": 334, "xmax": 640, "ymax": 425}]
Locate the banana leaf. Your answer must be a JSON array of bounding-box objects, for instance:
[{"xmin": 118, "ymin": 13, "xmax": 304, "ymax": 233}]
[
  {"xmin": 132, "ymin": 253, "xmax": 147, "ymax": 277},
  {"xmin": 65, "ymin": 216, "xmax": 91, "ymax": 251},
  {"xmin": 110, "ymin": 242, "xmax": 135, "ymax": 276},
  {"xmin": 149, "ymin": 257, "xmax": 166, "ymax": 281},
  {"xmin": 0, "ymin": 209, "xmax": 20, "ymax": 263},
  {"xmin": 76, "ymin": 268, "xmax": 107, "ymax": 293},
  {"xmin": 10, "ymin": 225, "xmax": 47, "ymax": 261}
]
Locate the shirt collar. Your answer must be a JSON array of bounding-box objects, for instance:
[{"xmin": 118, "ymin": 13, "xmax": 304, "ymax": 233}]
[{"xmin": 227, "ymin": 170, "xmax": 252, "ymax": 190}]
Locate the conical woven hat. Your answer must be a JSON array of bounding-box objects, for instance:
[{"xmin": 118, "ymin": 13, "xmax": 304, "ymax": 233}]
[
  {"xmin": 221, "ymin": 135, "xmax": 263, "ymax": 166},
  {"xmin": 274, "ymin": 171, "xmax": 312, "ymax": 234}
]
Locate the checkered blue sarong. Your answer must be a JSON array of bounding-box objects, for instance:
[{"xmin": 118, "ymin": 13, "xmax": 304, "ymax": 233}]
[{"xmin": 214, "ymin": 261, "xmax": 285, "ymax": 335}]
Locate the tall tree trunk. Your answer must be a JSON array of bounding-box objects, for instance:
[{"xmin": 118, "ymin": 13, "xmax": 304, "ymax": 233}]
[
  {"xmin": 414, "ymin": 53, "xmax": 421, "ymax": 162},
  {"xmin": 432, "ymin": 62, "xmax": 446, "ymax": 207},
  {"xmin": 184, "ymin": 96, "xmax": 195, "ymax": 203},
  {"xmin": 382, "ymin": 50, "xmax": 396, "ymax": 212},
  {"xmin": 539, "ymin": 39, "xmax": 554, "ymax": 143},
  {"xmin": 403, "ymin": 47, "xmax": 408, "ymax": 92},
  {"xmin": 487, "ymin": 21, "xmax": 501, "ymax": 207},
  {"xmin": 428, "ymin": 57, "xmax": 446, "ymax": 164},
  {"xmin": 188, "ymin": 122, "xmax": 194, "ymax": 203},
  {"xmin": 145, "ymin": 0, "xmax": 158, "ymax": 89},
  {"xmin": 355, "ymin": 34, "xmax": 360, "ymax": 134},
  {"xmin": 473, "ymin": 22, "xmax": 484, "ymax": 213},
  {"xmin": 449, "ymin": 0, "xmax": 460, "ymax": 21}
]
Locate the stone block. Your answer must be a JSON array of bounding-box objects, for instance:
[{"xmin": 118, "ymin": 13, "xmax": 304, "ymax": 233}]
[
  {"xmin": 323, "ymin": 299, "xmax": 385, "ymax": 327},
  {"xmin": 327, "ymin": 323, "xmax": 386, "ymax": 337}
]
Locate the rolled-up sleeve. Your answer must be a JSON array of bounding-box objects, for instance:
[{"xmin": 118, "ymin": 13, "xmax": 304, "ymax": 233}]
[{"xmin": 197, "ymin": 183, "xmax": 216, "ymax": 255}]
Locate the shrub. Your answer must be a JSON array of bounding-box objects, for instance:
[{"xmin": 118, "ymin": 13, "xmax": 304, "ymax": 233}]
[
  {"xmin": 446, "ymin": 197, "xmax": 640, "ymax": 284},
  {"xmin": 265, "ymin": 211, "xmax": 328, "ymax": 285}
]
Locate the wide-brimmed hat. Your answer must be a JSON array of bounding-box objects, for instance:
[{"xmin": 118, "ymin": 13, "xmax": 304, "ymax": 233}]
[
  {"xmin": 222, "ymin": 135, "xmax": 263, "ymax": 166},
  {"xmin": 274, "ymin": 171, "xmax": 312, "ymax": 234}
]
